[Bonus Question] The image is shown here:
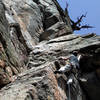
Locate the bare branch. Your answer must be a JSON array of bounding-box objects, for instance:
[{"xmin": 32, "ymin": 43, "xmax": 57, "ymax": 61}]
[
  {"xmin": 75, "ymin": 14, "xmax": 86, "ymax": 25},
  {"xmin": 70, "ymin": 13, "xmax": 94, "ymax": 31},
  {"xmin": 70, "ymin": 19, "xmax": 75, "ymax": 24},
  {"xmin": 81, "ymin": 25, "xmax": 94, "ymax": 29},
  {"xmin": 65, "ymin": 1, "xmax": 69, "ymax": 13},
  {"xmin": 66, "ymin": 1, "xmax": 69, "ymax": 9}
]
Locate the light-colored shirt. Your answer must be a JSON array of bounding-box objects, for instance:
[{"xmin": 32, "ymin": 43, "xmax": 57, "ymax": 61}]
[
  {"xmin": 58, "ymin": 54, "xmax": 80, "ymax": 73},
  {"xmin": 59, "ymin": 64, "xmax": 71, "ymax": 73},
  {"xmin": 69, "ymin": 54, "xmax": 79, "ymax": 68}
]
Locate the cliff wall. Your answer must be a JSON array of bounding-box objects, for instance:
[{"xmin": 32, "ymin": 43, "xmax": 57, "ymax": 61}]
[{"xmin": 0, "ymin": 0, "xmax": 100, "ymax": 100}]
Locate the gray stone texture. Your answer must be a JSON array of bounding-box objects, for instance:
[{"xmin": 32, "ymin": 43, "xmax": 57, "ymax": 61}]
[{"xmin": 0, "ymin": 0, "xmax": 100, "ymax": 100}]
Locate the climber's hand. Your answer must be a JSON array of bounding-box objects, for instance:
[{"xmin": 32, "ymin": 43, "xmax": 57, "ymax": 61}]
[{"xmin": 58, "ymin": 57, "xmax": 68, "ymax": 60}]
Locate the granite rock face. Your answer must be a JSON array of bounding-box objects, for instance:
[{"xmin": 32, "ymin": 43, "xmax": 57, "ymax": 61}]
[
  {"xmin": 0, "ymin": 0, "xmax": 72, "ymax": 87},
  {"xmin": 3, "ymin": 0, "xmax": 72, "ymax": 48},
  {"xmin": 0, "ymin": 33, "xmax": 100, "ymax": 100},
  {"xmin": 0, "ymin": 0, "xmax": 100, "ymax": 100},
  {"xmin": 0, "ymin": 1, "xmax": 27, "ymax": 86},
  {"xmin": 0, "ymin": 63, "xmax": 64, "ymax": 100}
]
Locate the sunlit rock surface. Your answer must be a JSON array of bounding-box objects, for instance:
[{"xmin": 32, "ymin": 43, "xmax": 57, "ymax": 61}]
[{"xmin": 0, "ymin": 0, "xmax": 100, "ymax": 100}]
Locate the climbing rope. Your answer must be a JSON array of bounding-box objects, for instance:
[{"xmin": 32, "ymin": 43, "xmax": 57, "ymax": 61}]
[
  {"xmin": 67, "ymin": 78, "xmax": 73, "ymax": 100},
  {"xmin": 68, "ymin": 83, "xmax": 71, "ymax": 100},
  {"xmin": 67, "ymin": 74, "xmax": 82, "ymax": 100}
]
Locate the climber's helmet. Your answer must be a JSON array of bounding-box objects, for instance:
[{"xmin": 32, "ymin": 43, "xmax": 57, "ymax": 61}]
[{"xmin": 72, "ymin": 51, "xmax": 78, "ymax": 56}]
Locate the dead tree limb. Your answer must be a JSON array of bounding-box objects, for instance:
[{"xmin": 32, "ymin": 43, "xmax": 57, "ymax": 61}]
[{"xmin": 70, "ymin": 13, "xmax": 94, "ymax": 31}]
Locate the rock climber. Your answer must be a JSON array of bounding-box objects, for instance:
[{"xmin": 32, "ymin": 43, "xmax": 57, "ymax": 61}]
[
  {"xmin": 54, "ymin": 50, "xmax": 82, "ymax": 74},
  {"xmin": 54, "ymin": 51, "xmax": 83, "ymax": 100}
]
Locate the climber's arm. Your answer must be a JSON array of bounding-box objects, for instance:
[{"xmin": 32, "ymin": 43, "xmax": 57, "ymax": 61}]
[
  {"xmin": 59, "ymin": 57, "xmax": 69, "ymax": 60},
  {"xmin": 54, "ymin": 64, "xmax": 71, "ymax": 74}
]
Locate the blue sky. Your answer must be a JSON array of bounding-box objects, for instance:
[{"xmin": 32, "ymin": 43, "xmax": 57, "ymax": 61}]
[{"xmin": 57, "ymin": 0, "xmax": 100, "ymax": 35}]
